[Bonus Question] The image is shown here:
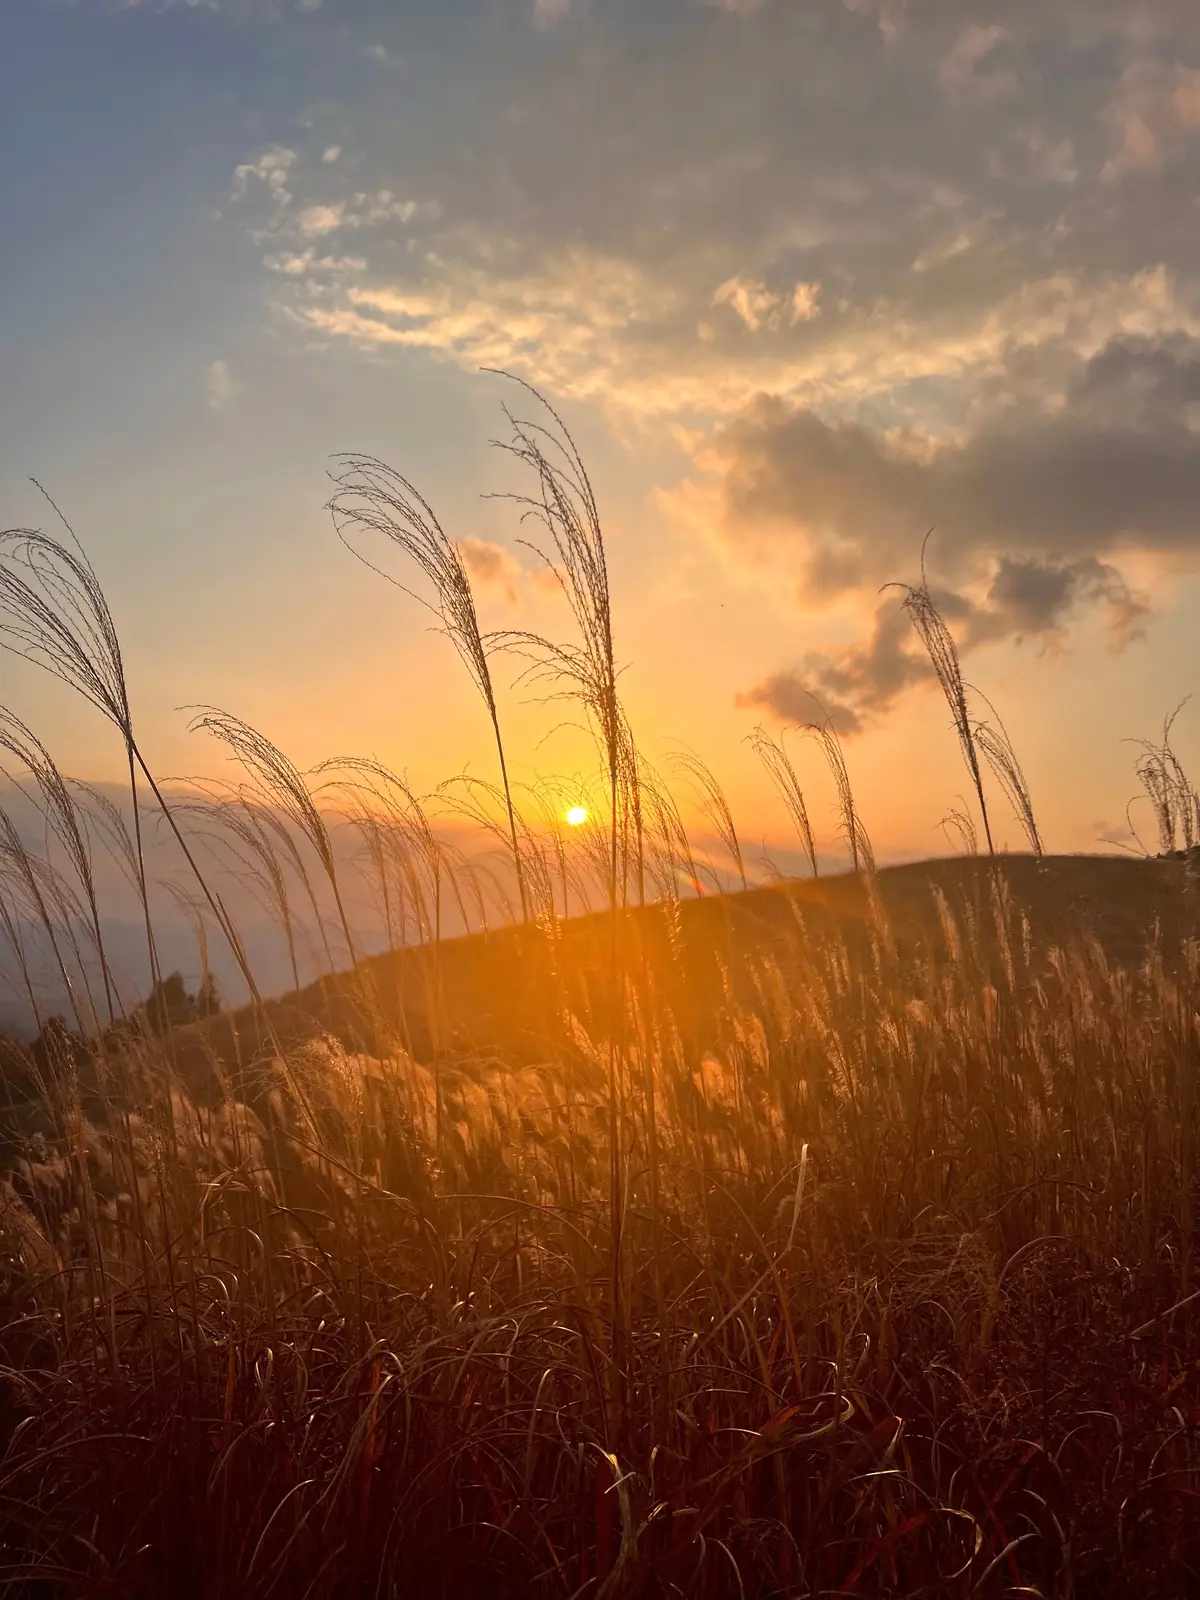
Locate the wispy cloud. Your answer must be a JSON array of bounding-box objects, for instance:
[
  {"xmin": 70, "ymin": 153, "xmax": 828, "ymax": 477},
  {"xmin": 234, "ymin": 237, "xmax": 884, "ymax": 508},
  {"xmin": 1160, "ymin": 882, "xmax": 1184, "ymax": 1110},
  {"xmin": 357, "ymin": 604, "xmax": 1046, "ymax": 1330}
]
[
  {"xmin": 204, "ymin": 358, "xmax": 240, "ymax": 410},
  {"xmin": 457, "ymin": 538, "xmax": 523, "ymax": 604},
  {"xmin": 712, "ymin": 276, "xmax": 821, "ymax": 333}
]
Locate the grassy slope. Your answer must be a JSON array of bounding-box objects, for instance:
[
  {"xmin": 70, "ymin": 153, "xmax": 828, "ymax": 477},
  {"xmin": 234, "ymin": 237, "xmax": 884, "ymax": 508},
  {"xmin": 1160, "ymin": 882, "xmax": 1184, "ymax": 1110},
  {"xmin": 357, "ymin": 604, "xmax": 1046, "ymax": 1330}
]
[
  {"xmin": 181, "ymin": 852, "xmax": 1197, "ymax": 1077},
  {"xmin": 8, "ymin": 852, "xmax": 1200, "ymax": 1597}
]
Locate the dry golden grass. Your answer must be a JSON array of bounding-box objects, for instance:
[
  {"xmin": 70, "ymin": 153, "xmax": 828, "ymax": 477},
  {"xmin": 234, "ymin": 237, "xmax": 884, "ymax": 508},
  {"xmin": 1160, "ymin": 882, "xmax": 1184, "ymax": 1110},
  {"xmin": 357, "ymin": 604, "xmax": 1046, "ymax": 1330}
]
[
  {"xmin": 0, "ymin": 857, "xmax": 1198, "ymax": 1597},
  {"xmin": 0, "ymin": 397, "xmax": 1198, "ymax": 1596}
]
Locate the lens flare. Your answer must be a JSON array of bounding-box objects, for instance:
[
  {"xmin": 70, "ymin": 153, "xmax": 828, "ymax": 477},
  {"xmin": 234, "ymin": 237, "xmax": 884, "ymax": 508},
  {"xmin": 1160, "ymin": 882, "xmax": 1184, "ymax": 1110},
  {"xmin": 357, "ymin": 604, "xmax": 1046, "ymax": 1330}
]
[{"xmin": 566, "ymin": 805, "xmax": 588, "ymax": 827}]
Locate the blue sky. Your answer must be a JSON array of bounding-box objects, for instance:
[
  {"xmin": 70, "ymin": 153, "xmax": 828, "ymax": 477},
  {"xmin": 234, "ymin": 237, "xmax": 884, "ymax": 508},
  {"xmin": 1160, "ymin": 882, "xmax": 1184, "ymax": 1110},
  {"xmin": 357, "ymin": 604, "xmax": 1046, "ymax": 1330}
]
[{"xmin": 3, "ymin": 0, "xmax": 1200, "ymax": 857}]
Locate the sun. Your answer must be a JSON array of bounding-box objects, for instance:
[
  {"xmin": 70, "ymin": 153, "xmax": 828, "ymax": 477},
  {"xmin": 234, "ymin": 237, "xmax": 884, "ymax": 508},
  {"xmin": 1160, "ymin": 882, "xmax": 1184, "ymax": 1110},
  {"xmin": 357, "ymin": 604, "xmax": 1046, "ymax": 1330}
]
[{"xmin": 565, "ymin": 805, "xmax": 588, "ymax": 827}]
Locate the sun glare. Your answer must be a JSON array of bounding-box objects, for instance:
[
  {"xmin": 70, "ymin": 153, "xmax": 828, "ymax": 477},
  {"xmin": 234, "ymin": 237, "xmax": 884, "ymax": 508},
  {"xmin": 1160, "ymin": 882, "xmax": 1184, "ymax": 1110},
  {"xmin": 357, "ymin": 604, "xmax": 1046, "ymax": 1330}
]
[{"xmin": 565, "ymin": 805, "xmax": 588, "ymax": 827}]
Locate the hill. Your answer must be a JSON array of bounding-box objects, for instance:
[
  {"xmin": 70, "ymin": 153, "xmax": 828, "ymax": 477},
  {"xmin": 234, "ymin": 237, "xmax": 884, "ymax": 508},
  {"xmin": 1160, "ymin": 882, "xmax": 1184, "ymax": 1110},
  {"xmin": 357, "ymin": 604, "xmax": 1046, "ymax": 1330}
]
[
  {"xmin": 7, "ymin": 848, "xmax": 1200, "ymax": 1596},
  {"xmin": 176, "ymin": 851, "xmax": 1200, "ymax": 1085}
]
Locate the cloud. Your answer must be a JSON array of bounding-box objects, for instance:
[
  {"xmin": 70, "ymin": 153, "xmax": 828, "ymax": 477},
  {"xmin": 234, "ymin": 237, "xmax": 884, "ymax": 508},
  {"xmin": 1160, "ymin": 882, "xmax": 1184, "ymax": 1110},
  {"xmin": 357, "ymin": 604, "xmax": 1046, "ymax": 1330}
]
[
  {"xmin": 840, "ymin": 0, "xmax": 907, "ymax": 39},
  {"xmin": 1103, "ymin": 59, "xmax": 1200, "ymax": 180},
  {"xmin": 790, "ymin": 281, "xmax": 821, "ymax": 323},
  {"xmin": 283, "ymin": 243, "xmax": 696, "ymax": 407},
  {"xmin": 89, "ymin": 0, "xmax": 1200, "ymax": 759},
  {"xmin": 937, "ymin": 25, "xmax": 1017, "ymax": 105},
  {"xmin": 322, "ymin": 145, "xmax": 342, "ymax": 164},
  {"xmin": 222, "ymin": 1, "xmax": 1200, "ymax": 433},
  {"xmin": 1009, "ymin": 129, "xmax": 1078, "ymax": 186},
  {"xmin": 697, "ymin": 332, "xmax": 1200, "ymax": 604},
  {"xmin": 262, "ymin": 247, "xmax": 366, "ymax": 277},
  {"xmin": 204, "ymin": 358, "xmax": 240, "ymax": 410},
  {"xmin": 256, "ymin": 136, "xmax": 1199, "ymax": 420},
  {"xmin": 983, "ymin": 552, "xmax": 1148, "ymax": 644},
  {"xmin": 711, "ymin": 276, "xmax": 780, "ymax": 333},
  {"xmin": 739, "ymin": 601, "xmax": 931, "ymax": 735},
  {"xmin": 739, "ymin": 555, "xmax": 1148, "ymax": 734},
  {"xmin": 911, "ymin": 218, "xmax": 990, "ymax": 272},
  {"xmin": 257, "ymin": 183, "xmax": 421, "ymax": 242},
  {"xmin": 711, "ymin": 276, "xmax": 821, "ymax": 333},
  {"xmin": 348, "ymin": 191, "xmax": 419, "ymax": 227},
  {"xmin": 456, "ymin": 538, "xmax": 523, "ymax": 603},
  {"xmin": 298, "ymin": 202, "xmax": 344, "ymax": 236},
  {"xmin": 231, "ymin": 145, "xmax": 296, "ymax": 208},
  {"xmin": 712, "ymin": 331, "xmax": 1193, "ymax": 731}
]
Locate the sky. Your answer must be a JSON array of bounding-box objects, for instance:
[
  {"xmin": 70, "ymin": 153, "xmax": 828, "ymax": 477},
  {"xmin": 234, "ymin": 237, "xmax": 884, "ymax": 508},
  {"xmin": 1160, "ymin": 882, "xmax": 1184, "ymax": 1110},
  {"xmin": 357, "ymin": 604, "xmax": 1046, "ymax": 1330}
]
[{"xmin": 3, "ymin": 0, "xmax": 1200, "ymax": 864}]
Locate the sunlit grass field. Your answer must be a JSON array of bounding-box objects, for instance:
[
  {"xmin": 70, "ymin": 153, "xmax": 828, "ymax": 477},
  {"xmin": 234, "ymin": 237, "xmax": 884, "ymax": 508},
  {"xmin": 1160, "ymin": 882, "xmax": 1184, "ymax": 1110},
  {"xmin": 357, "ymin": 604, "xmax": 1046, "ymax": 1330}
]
[{"xmin": 0, "ymin": 393, "xmax": 1198, "ymax": 1597}]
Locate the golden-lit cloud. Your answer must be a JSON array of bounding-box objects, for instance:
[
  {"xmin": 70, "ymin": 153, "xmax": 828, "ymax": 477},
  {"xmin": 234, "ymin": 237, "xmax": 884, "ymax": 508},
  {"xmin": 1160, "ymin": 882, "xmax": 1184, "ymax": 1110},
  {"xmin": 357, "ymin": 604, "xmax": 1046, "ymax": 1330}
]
[
  {"xmin": 223, "ymin": 0, "xmax": 1200, "ymax": 457},
  {"xmin": 456, "ymin": 538, "xmax": 523, "ymax": 604},
  {"xmin": 297, "ymin": 203, "xmax": 345, "ymax": 237},
  {"xmin": 231, "ymin": 144, "xmax": 296, "ymax": 208},
  {"xmin": 261, "ymin": 193, "xmax": 1199, "ymax": 425},
  {"xmin": 711, "ymin": 276, "xmax": 821, "ymax": 333}
]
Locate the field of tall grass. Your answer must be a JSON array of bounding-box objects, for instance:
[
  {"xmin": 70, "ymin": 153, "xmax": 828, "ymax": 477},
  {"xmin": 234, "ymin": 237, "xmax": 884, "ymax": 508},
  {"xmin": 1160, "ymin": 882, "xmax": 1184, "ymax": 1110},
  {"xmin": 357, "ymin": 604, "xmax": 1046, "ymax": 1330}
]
[{"xmin": 0, "ymin": 387, "xmax": 1197, "ymax": 1597}]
